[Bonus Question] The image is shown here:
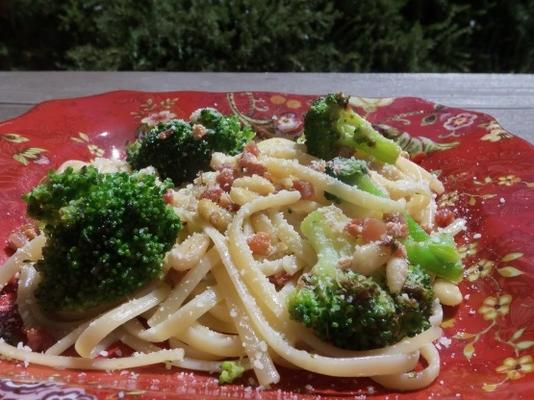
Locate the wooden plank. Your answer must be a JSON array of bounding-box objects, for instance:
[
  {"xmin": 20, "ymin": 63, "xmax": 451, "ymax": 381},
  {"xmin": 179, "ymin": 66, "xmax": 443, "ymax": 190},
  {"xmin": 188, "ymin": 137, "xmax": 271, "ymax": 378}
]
[
  {"xmin": 1, "ymin": 72, "xmax": 533, "ymax": 108},
  {"xmin": 0, "ymin": 104, "xmax": 33, "ymax": 123}
]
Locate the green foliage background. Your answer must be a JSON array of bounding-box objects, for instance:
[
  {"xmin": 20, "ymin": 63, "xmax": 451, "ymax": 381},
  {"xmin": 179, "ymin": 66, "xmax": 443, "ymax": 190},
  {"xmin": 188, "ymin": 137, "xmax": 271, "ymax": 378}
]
[{"xmin": 0, "ymin": 0, "xmax": 532, "ymax": 72}]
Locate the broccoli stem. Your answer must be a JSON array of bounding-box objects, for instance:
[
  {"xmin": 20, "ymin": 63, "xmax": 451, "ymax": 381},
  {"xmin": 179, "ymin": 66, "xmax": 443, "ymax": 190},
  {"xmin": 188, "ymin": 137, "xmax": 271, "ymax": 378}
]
[
  {"xmin": 405, "ymin": 241, "xmax": 463, "ymax": 281},
  {"xmin": 404, "ymin": 214, "xmax": 463, "ymax": 281},
  {"xmin": 353, "ymin": 174, "xmax": 385, "ymax": 197},
  {"xmin": 336, "ymin": 109, "xmax": 400, "ymax": 164},
  {"xmin": 405, "ymin": 213, "xmax": 430, "ymax": 242},
  {"xmin": 324, "ymin": 157, "xmax": 385, "ymax": 199},
  {"xmin": 300, "ymin": 210, "xmax": 339, "ymax": 277}
]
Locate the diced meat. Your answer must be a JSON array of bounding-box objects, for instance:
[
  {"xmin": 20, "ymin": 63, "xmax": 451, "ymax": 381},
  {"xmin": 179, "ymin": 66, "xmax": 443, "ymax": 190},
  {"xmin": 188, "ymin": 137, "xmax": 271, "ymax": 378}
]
[
  {"xmin": 200, "ymin": 185, "xmax": 224, "ymax": 202},
  {"xmin": 435, "ymin": 208, "xmax": 455, "ymax": 228},
  {"xmin": 216, "ymin": 167, "xmax": 236, "ymax": 192},
  {"xmin": 7, "ymin": 224, "xmax": 40, "ymax": 251},
  {"xmin": 344, "ymin": 218, "xmax": 364, "ymax": 238},
  {"xmin": 361, "ymin": 218, "xmax": 388, "ymax": 243},
  {"xmin": 218, "ymin": 193, "xmax": 240, "ymax": 212},
  {"xmin": 345, "ymin": 218, "xmax": 388, "ymax": 242},
  {"xmin": 247, "ymin": 232, "xmax": 272, "ymax": 256},
  {"xmin": 24, "ymin": 327, "xmax": 55, "ymax": 352},
  {"xmin": 244, "ymin": 142, "xmax": 261, "ymax": 157},
  {"xmin": 238, "ymin": 152, "xmax": 266, "ymax": 176},
  {"xmin": 163, "ymin": 189, "xmax": 174, "ymax": 204},
  {"xmin": 269, "ymin": 271, "xmax": 292, "ymax": 289},
  {"xmin": 292, "ymin": 180, "xmax": 315, "ymax": 200}
]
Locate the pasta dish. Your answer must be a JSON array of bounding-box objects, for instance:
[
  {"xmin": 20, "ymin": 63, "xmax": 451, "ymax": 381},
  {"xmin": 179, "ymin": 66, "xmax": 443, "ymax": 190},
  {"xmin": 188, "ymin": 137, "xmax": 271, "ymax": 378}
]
[{"xmin": 0, "ymin": 93, "xmax": 464, "ymax": 391}]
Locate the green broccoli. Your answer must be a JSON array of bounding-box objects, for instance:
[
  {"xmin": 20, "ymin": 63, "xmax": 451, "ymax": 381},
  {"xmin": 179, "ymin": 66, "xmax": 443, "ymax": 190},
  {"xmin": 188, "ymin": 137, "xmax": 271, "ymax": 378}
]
[
  {"xmin": 127, "ymin": 109, "xmax": 254, "ymax": 186},
  {"xmin": 324, "ymin": 156, "xmax": 385, "ymax": 198},
  {"xmin": 304, "ymin": 93, "xmax": 401, "ymax": 163},
  {"xmin": 218, "ymin": 360, "xmax": 245, "ymax": 384},
  {"xmin": 394, "ymin": 264, "xmax": 434, "ymax": 337},
  {"xmin": 192, "ymin": 108, "xmax": 255, "ymax": 157},
  {"xmin": 23, "ymin": 166, "xmax": 181, "ymax": 314},
  {"xmin": 404, "ymin": 214, "xmax": 463, "ymax": 281},
  {"xmin": 287, "ymin": 206, "xmax": 434, "ymax": 350},
  {"xmin": 126, "ymin": 119, "xmax": 210, "ymax": 186}
]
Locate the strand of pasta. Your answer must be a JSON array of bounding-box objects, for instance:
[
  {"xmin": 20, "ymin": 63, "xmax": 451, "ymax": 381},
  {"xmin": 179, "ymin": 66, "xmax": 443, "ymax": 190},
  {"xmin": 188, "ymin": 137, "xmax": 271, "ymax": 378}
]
[
  {"xmin": 88, "ymin": 330, "xmax": 121, "ymax": 359},
  {"xmin": 176, "ymin": 322, "xmax": 245, "ymax": 358},
  {"xmin": 169, "ymin": 337, "xmax": 224, "ymax": 361},
  {"xmin": 420, "ymin": 195, "xmax": 437, "ymax": 229},
  {"xmin": 0, "ymin": 235, "xmax": 45, "ymax": 290},
  {"xmin": 212, "ymin": 265, "xmax": 280, "ymax": 386},
  {"xmin": 138, "ymin": 287, "xmax": 221, "ymax": 342},
  {"xmin": 206, "ymin": 226, "xmax": 421, "ymax": 377},
  {"xmin": 293, "ymin": 322, "xmax": 440, "ymax": 358},
  {"xmin": 440, "ymin": 218, "xmax": 467, "ymax": 236},
  {"xmin": 120, "ymin": 332, "xmax": 231, "ymax": 372},
  {"xmin": 257, "ymin": 137, "xmax": 317, "ymax": 164},
  {"xmin": 278, "ymin": 280, "xmax": 297, "ymax": 301},
  {"xmin": 166, "ymin": 232, "xmax": 210, "ymax": 271},
  {"xmin": 371, "ymin": 344, "xmax": 440, "ymax": 391},
  {"xmin": 429, "ymin": 301, "xmax": 444, "ymax": 327},
  {"xmin": 257, "ymin": 255, "xmax": 298, "ymax": 276},
  {"xmin": 122, "ymin": 317, "xmax": 234, "ymax": 363},
  {"xmin": 75, "ymin": 284, "xmax": 171, "ymax": 358},
  {"xmin": 261, "ymin": 157, "xmax": 405, "ymax": 213},
  {"xmin": 45, "ymin": 322, "xmax": 90, "ymax": 355},
  {"xmin": 227, "ymin": 190, "xmax": 301, "ymax": 317},
  {"xmin": 206, "ymin": 303, "xmax": 234, "ymax": 324},
  {"xmin": 148, "ymin": 247, "xmax": 219, "ymax": 326},
  {"xmin": 0, "ymin": 339, "xmax": 184, "ymax": 370},
  {"xmin": 250, "ymin": 212, "xmax": 276, "ymax": 237},
  {"xmin": 369, "ymin": 171, "xmax": 431, "ymax": 200},
  {"xmin": 269, "ymin": 211, "xmax": 316, "ymax": 266},
  {"xmin": 396, "ymin": 156, "xmax": 444, "ymax": 194}
]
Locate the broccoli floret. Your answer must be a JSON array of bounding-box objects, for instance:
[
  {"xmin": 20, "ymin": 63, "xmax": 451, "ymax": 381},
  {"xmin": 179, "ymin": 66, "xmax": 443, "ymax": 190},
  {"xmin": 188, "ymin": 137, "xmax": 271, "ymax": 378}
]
[
  {"xmin": 287, "ymin": 206, "xmax": 434, "ymax": 350},
  {"xmin": 218, "ymin": 360, "xmax": 245, "ymax": 384},
  {"xmin": 126, "ymin": 119, "xmax": 210, "ymax": 186},
  {"xmin": 394, "ymin": 264, "xmax": 434, "ymax": 337},
  {"xmin": 304, "ymin": 93, "xmax": 401, "ymax": 163},
  {"xmin": 127, "ymin": 109, "xmax": 254, "ymax": 186},
  {"xmin": 325, "ymin": 156, "xmax": 385, "ymax": 198},
  {"xmin": 190, "ymin": 107, "xmax": 222, "ymax": 129},
  {"xmin": 192, "ymin": 108, "xmax": 255, "ymax": 157},
  {"xmin": 23, "ymin": 166, "xmax": 181, "ymax": 314},
  {"xmin": 24, "ymin": 166, "xmax": 100, "ymax": 224}
]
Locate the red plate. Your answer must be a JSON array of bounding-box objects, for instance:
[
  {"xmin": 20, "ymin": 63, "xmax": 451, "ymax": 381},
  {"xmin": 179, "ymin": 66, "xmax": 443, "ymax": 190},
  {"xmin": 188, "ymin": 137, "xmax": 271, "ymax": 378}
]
[{"xmin": 0, "ymin": 91, "xmax": 533, "ymax": 400}]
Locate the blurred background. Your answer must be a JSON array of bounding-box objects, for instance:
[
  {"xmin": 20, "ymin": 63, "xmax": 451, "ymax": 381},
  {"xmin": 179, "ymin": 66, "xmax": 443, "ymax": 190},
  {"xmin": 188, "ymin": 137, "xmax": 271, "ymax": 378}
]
[{"xmin": 0, "ymin": 0, "xmax": 533, "ymax": 72}]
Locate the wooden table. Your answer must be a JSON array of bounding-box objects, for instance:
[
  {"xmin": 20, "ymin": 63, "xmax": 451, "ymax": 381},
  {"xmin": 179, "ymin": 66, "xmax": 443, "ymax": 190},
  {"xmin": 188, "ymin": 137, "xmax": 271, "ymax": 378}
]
[{"xmin": 1, "ymin": 72, "xmax": 533, "ymax": 143}]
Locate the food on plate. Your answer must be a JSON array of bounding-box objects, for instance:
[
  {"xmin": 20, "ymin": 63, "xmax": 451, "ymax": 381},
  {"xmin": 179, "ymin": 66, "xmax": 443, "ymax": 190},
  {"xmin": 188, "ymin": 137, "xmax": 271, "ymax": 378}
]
[
  {"xmin": 23, "ymin": 166, "xmax": 181, "ymax": 314},
  {"xmin": 304, "ymin": 92, "xmax": 401, "ymax": 163},
  {"xmin": 0, "ymin": 94, "xmax": 464, "ymax": 391},
  {"xmin": 126, "ymin": 108, "xmax": 254, "ymax": 185}
]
